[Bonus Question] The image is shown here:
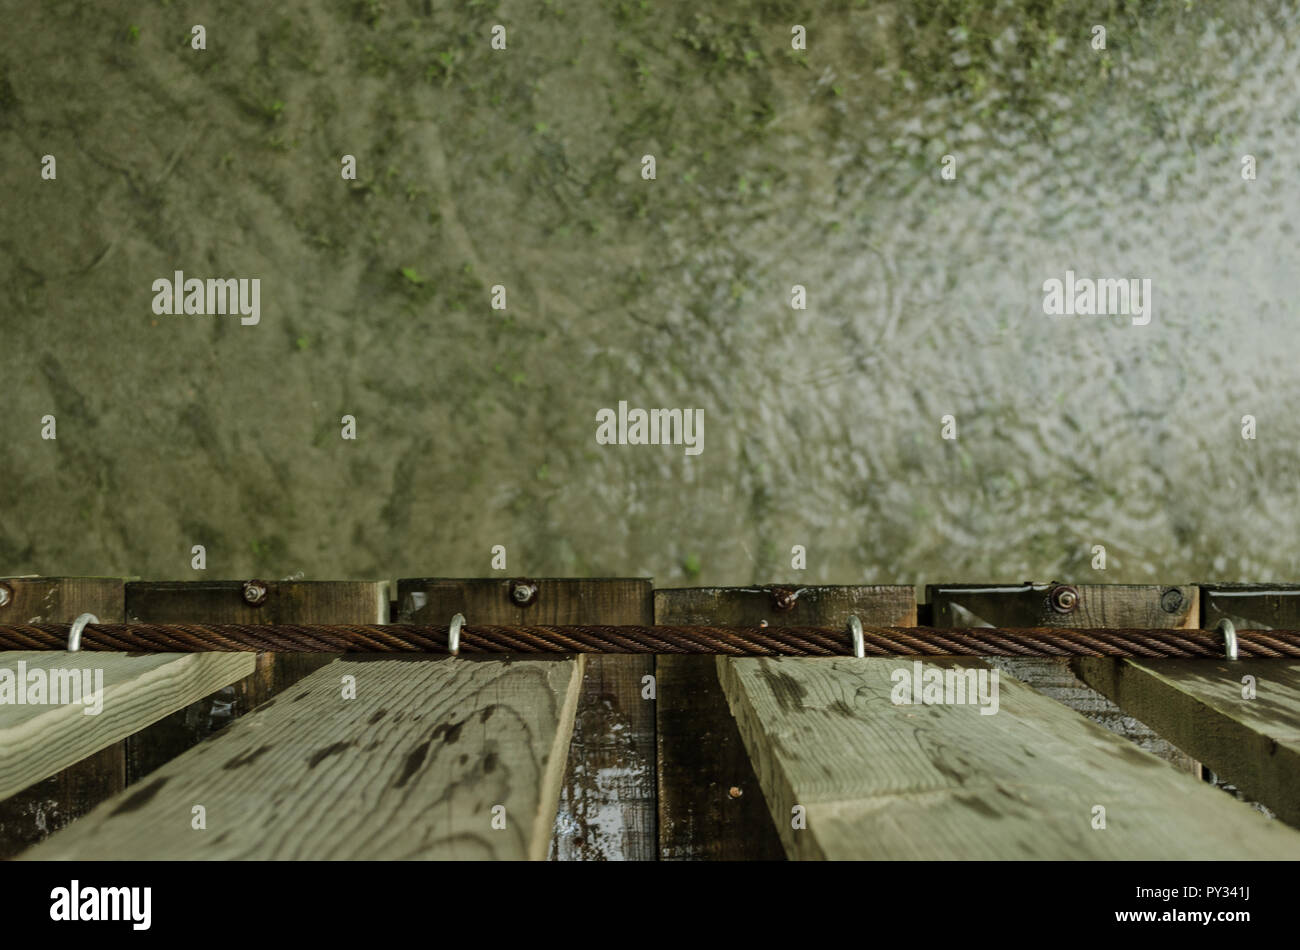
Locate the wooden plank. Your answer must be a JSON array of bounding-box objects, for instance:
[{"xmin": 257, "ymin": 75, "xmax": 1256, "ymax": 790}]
[
  {"xmin": 1202, "ymin": 583, "xmax": 1300, "ymax": 630},
  {"xmin": 0, "ymin": 746, "xmax": 121, "ymax": 859},
  {"xmin": 1072, "ymin": 584, "xmax": 1300, "ymax": 826},
  {"xmin": 717, "ymin": 655, "xmax": 1300, "ymax": 859},
  {"xmin": 398, "ymin": 578, "xmax": 655, "ymax": 860},
  {"xmin": 929, "ymin": 583, "xmax": 1201, "ymax": 774},
  {"xmin": 931, "ymin": 583, "xmax": 1200, "ymax": 630},
  {"xmin": 0, "ymin": 651, "xmax": 256, "ymax": 799},
  {"xmin": 23, "ymin": 655, "xmax": 584, "ymax": 860},
  {"xmin": 0, "ymin": 576, "xmax": 124, "ymax": 857},
  {"xmin": 123, "ymin": 579, "xmax": 389, "ymax": 781},
  {"xmin": 0, "ymin": 577, "xmax": 123, "ymax": 626},
  {"xmin": 1073, "ymin": 656, "xmax": 1300, "ymax": 827},
  {"xmin": 654, "ymin": 585, "xmax": 914, "ymax": 860}
]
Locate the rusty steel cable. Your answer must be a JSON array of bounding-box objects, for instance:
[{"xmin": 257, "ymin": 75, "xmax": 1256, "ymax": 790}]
[{"xmin": 0, "ymin": 622, "xmax": 1297, "ymax": 658}]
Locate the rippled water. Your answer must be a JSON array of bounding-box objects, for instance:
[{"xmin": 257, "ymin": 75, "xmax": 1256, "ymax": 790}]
[{"xmin": 2, "ymin": 1, "xmax": 1298, "ymax": 586}]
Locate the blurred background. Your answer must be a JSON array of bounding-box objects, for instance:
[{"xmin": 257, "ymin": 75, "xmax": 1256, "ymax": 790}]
[{"xmin": 1, "ymin": 0, "xmax": 1297, "ymax": 588}]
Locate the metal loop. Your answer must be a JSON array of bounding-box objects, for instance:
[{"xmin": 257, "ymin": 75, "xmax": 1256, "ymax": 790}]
[
  {"xmin": 847, "ymin": 615, "xmax": 865, "ymax": 658},
  {"xmin": 1216, "ymin": 618, "xmax": 1238, "ymax": 661},
  {"xmin": 448, "ymin": 613, "xmax": 465, "ymax": 656},
  {"xmin": 67, "ymin": 613, "xmax": 98, "ymax": 653}
]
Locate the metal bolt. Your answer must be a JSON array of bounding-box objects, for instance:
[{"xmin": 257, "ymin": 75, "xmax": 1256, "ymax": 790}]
[
  {"xmin": 1160, "ymin": 588, "xmax": 1184, "ymax": 614},
  {"xmin": 242, "ymin": 579, "xmax": 269, "ymax": 606},
  {"xmin": 1049, "ymin": 584, "xmax": 1079, "ymax": 614},
  {"xmin": 728, "ymin": 786, "xmax": 743, "ymax": 799},
  {"xmin": 510, "ymin": 580, "xmax": 538, "ymax": 607},
  {"xmin": 772, "ymin": 587, "xmax": 799, "ymax": 611},
  {"xmin": 0, "ymin": 583, "xmax": 10, "ymax": 608}
]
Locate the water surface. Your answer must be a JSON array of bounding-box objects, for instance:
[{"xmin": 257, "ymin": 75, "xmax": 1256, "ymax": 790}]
[{"xmin": 1, "ymin": 1, "xmax": 1297, "ymax": 587}]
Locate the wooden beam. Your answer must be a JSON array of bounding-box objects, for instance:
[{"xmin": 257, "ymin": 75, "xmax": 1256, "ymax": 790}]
[
  {"xmin": 929, "ymin": 583, "xmax": 1200, "ymax": 774},
  {"xmin": 0, "ymin": 576, "xmax": 125, "ymax": 857},
  {"xmin": 122, "ymin": 580, "xmax": 389, "ymax": 781},
  {"xmin": 1072, "ymin": 584, "xmax": 1300, "ymax": 827},
  {"xmin": 0, "ymin": 651, "xmax": 255, "ymax": 800},
  {"xmin": 398, "ymin": 578, "xmax": 655, "ymax": 860},
  {"xmin": 1201, "ymin": 583, "xmax": 1300, "ymax": 630},
  {"xmin": 23, "ymin": 655, "xmax": 584, "ymax": 860},
  {"xmin": 654, "ymin": 585, "xmax": 914, "ymax": 860},
  {"xmin": 1072, "ymin": 656, "xmax": 1300, "ymax": 828},
  {"xmin": 931, "ymin": 583, "xmax": 1201, "ymax": 630},
  {"xmin": 717, "ymin": 655, "xmax": 1300, "ymax": 859}
]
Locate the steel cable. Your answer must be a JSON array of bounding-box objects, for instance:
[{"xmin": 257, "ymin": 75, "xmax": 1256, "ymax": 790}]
[{"xmin": 0, "ymin": 623, "xmax": 1296, "ymax": 658}]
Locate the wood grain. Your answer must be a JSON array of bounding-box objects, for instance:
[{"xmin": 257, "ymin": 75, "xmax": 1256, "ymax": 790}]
[
  {"xmin": 23, "ymin": 655, "xmax": 584, "ymax": 860},
  {"xmin": 123, "ymin": 580, "xmax": 389, "ymax": 781},
  {"xmin": 0, "ymin": 651, "xmax": 255, "ymax": 799},
  {"xmin": 1071, "ymin": 584, "xmax": 1300, "ymax": 827},
  {"xmin": 931, "ymin": 583, "xmax": 1200, "ymax": 630},
  {"xmin": 398, "ymin": 578, "xmax": 655, "ymax": 860},
  {"xmin": 1073, "ymin": 656, "xmax": 1300, "ymax": 828},
  {"xmin": 654, "ymin": 585, "xmax": 914, "ymax": 860},
  {"xmin": 929, "ymin": 583, "xmax": 1200, "ymax": 774},
  {"xmin": 718, "ymin": 655, "xmax": 1300, "ymax": 859},
  {"xmin": 0, "ymin": 576, "xmax": 124, "ymax": 857}
]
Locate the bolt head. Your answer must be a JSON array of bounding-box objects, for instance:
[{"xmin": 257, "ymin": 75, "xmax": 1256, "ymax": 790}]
[
  {"xmin": 728, "ymin": 786, "xmax": 743, "ymax": 799},
  {"xmin": 242, "ymin": 580, "xmax": 269, "ymax": 606},
  {"xmin": 0, "ymin": 583, "xmax": 10, "ymax": 608},
  {"xmin": 1160, "ymin": 588, "xmax": 1184, "ymax": 614},
  {"xmin": 510, "ymin": 580, "xmax": 538, "ymax": 607},
  {"xmin": 772, "ymin": 587, "xmax": 798, "ymax": 611},
  {"xmin": 1049, "ymin": 584, "xmax": 1079, "ymax": 614}
]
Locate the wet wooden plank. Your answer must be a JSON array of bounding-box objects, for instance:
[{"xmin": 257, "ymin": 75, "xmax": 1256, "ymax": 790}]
[
  {"xmin": 398, "ymin": 578, "xmax": 655, "ymax": 861},
  {"xmin": 123, "ymin": 580, "xmax": 389, "ymax": 781},
  {"xmin": 1201, "ymin": 584, "xmax": 1300, "ymax": 630},
  {"xmin": 1073, "ymin": 656, "xmax": 1300, "ymax": 827},
  {"xmin": 0, "ymin": 577, "xmax": 124, "ymax": 627},
  {"xmin": 0, "ymin": 576, "xmax": 124, "ymax": 857},
  {"xmin": 931, "ymin": 583, "xmax": 1200, "ymax": 630},
  {"xmin": 1072, "ymin": 584, "xmax": 1300, "ymax": 826},
  {"xmin": 654, "ymin": 585, "xmax": 914, "ymax": 860},
  {"xmin": 0, "ymin": 746, "xmax": 121, "ymax": 859},
  {"xmin": 717, "ymin": 655, "xmax": 1300, "ymax": 859},
  {"xmin": 0, "ymin": 651, "xmax": 255, "ymax": 799},
  {"xmin": 23, "ymin": 655, "xmax": 584, "ymax": 860},
  {"xmin": 929, "ymin": 583, "xmax": 1200, "ymax": 774}
]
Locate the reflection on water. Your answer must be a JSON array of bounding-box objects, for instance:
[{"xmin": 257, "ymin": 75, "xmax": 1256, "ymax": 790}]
[{"xmin": 1, "ymin": 1, "xmax": 1298, "ymax": 585}]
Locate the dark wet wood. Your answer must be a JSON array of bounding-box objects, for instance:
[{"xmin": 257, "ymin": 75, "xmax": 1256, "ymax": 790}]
[
  {"xmin": 929, "ymin": 582, "xmax": 1200, "ymax": 630},
  {"xmin": 123, "ymin": 580, "xmax": 389, "ymax": 781},
  {"xmin": 397, "ymin": 578, "xmax": 655, "ymax": 861},
  {"xmin": 1201, "ymin": 584, "xmax": 1300, "ymax": 629},
  {"xmin": 0, "ymin": 576, "xmax": 124, "ymax": 857},
  {"xmin": 653, "ymin": 585, "xmax": 915, "ymax": 860},
  {"xmin": 0, "ymin": 745, "xmax": 122, "ymax": 859},
  {"xmin": 928, "ymin": 583, "xmax": 1201, "ymax": 775}
]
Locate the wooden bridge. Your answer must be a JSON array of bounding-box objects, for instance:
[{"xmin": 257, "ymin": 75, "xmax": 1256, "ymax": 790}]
[{"xmin": 2, "ymin": 577, "xmax": 1298, "ymax": 860}]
